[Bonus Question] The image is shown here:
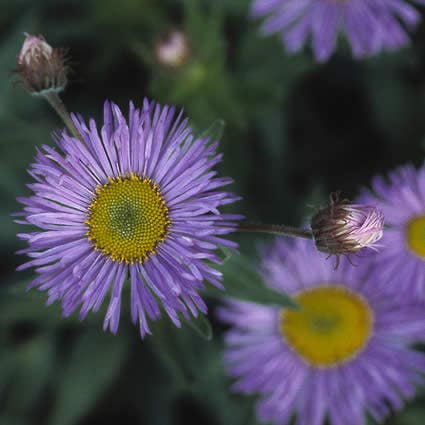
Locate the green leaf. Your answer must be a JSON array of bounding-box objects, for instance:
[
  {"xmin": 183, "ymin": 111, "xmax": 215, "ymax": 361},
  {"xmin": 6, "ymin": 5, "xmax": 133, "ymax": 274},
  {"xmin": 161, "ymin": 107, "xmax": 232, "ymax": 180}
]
[
  {"xmin": 0, "ymin": 416, "xmax": 29, "ymax": 425},
  {"xmin": 209, "ymin": 253, "xmax": 297, "ymax": 309},
  {"xmin": 198, "ymin": 119, "xmax": 225, "ymax": 142},
  {"xmin": 388, "ymin": 406, "xmax": 425, "ymax": 425},
  {"xmin": 216, "ymin": 246, "xmax": 234, "ymax": 263},
  {"xmin": 48, "ymin": 328, "xmax": 128, "ymax": 425},
  {"xmin": 6, "ymin": 335, "xmax": 54, "ymax": 414},
  {"xmin": 0, "ymin": 281, "xmax": 73, "ymax": 326},
  {"xmin": 148, "ymin": 320, "xmax": 195, "ymax": 388},
  {"xmin": 149, "ymin": 315, "xmax": 213, "ymax": 388},
  {"xmin": 186, "ymin": 314, "xmax": 213, "ymax": 341}
]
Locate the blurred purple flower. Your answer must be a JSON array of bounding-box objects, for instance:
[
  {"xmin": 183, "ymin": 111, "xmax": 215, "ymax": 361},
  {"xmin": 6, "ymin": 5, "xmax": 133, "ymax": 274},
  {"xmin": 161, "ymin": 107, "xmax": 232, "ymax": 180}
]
[
  {"xmin": 252, "ymin": 0, "xmax": 425, "ymax": 61},
  {"xmin": 16, "ymin": 99, "xmax": 241, "ymax": 338},
  {"xmin": 218, "ymin": 237, "xmax": 425, "ymax": 425},
  {"xmin": 360, "ymin": 163, "xmax": 425, "ymax": 300}
]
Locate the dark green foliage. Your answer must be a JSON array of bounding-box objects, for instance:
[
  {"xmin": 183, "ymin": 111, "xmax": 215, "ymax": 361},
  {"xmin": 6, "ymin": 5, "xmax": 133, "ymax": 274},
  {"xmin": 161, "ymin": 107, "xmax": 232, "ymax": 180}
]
[{"xmin": 1, "ymin": 0, "xmax": 425, "ymax": 424}]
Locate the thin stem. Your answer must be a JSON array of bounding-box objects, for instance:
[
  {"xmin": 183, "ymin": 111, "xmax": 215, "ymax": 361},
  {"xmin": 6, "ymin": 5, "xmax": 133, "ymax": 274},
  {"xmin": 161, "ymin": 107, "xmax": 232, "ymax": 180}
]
[
  {"xmin": 43, "ymin": 91, "xmax": 84, "ymax": 143},
  {"xmin": 236, "ymin": 222, "xmax": 313, "ymax": 239}
]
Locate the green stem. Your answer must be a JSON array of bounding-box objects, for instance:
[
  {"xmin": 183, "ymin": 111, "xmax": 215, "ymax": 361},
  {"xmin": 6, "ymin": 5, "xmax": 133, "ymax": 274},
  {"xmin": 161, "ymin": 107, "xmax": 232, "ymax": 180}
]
[
  {"xmin": 43, "ymin": 91, "xmax": 84, "ymax": 143},
  {"xmin": 236, "ymin": 222, "xmax": 313, "ymax": 239}
]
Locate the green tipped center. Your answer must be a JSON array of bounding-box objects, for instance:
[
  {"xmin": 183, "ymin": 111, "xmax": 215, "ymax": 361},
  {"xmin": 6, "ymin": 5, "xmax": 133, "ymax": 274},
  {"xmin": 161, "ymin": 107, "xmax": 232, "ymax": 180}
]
[{"xmin": 86, "ymin": 174, "xmax": 170, "ymax": 264}]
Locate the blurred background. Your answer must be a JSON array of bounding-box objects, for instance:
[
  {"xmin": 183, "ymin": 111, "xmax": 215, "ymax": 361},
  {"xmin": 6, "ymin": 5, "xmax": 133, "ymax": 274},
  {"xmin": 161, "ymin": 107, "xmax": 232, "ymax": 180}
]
[{"xmin": 1, "ymin": 0, "xmax": 425, "ymax": 424}]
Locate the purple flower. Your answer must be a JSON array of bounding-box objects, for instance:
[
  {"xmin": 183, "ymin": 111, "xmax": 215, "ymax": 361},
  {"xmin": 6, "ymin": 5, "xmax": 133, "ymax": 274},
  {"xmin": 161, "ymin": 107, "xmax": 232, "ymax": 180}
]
[
  {"xmin": 16, "ymin": 99, "xmax": 241, "ymax": 338},
  {"xmin": 360, "ymin": 163, "xmax": 425, "ymax": 301},
  {"xmin": 218, "ymin": 237, "xmax": 425, "ymax": 425},
  {"xmin": 252, "ymin": 0, "xmax": 425, "ymax": 62},
  {"xmin": 311, "ymin": 192, "xmax": 384, "ymax": 256}
]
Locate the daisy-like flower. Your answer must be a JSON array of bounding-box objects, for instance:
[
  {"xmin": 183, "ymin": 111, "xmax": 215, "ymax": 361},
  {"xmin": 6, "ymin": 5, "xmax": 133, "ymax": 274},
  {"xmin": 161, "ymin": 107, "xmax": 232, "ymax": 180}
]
[
  {"xmin": 218, "ymin": 237, "xmax": 425, "ymax": 425},
  {"xmin": 252, "ymin": 0, "xmax": 425, "ymax": 62},
  {"xmin": 17, "ymin": 99, "xmax": 241, "ymax": 337},
  {"xmin": 360, "ymin": 163, "xmax": 425, "ymax": 300}
]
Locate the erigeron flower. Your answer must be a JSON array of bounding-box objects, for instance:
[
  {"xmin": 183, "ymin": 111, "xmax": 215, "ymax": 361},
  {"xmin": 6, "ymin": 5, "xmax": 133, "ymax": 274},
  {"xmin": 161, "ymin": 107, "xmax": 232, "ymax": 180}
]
[
  {"xmin": 17, "ymin": 99, "xmax": 241, "ymax": 338},
  {"xmin": 360, "ymin": 163, "xmax": 425, "ymax": 300},
  {"xmin": 252, "ymin": 0, "xmax": 425, "ymax": 62},
  {"xmin": 218, "ymin": 237, "xmax": 425, "ymax": 425}
]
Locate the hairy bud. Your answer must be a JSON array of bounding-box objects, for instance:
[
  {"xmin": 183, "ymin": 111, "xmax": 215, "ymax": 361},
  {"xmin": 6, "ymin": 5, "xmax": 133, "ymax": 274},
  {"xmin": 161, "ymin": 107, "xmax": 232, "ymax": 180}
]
[
  {"xmin": 311, "ymin": 193, "xmax": 384, "ymax": 256},
  {"xmin": 15, "ymin": 33, "xmax": 68, "ymax": 95}
]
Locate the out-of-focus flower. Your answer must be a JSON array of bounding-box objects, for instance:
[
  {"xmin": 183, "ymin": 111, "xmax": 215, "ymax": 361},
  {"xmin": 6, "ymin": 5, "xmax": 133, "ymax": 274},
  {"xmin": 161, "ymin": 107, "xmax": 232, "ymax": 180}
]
[
  {"xmin": 16, "ymin": 99, "xmax": 241, "ymax": 338},
  {"xmin": 251, "ymin": 0, "xmax": 425, "ymax": 62},
  {"xmin": 218, "ymin": 237, "xmax": 425, "ymax": 425},
  {"xmin": 155, "ymin": 30, "xmax": 191, "ymax": 68},
  {"xmin": 311, "ymin": 193, "xmax": 384, "ymax": 256},
  {"xmin": 15, "ymin": 33, "xmax": 68, "ymax": 95},
  {"xmin": 360, "ymin": 163, "xmax": 425, "ymax": 300}
]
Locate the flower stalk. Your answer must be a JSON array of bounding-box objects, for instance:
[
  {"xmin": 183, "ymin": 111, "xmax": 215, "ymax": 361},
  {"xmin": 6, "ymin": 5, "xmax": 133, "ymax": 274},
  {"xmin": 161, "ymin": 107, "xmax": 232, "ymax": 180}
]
[
  {"xmin": 43, "ymin": 91, "xmax": 84, "ymax": 143},
  {"xmin": 236, "ymin": 222, "xmax": 313, "ymax": 239}
]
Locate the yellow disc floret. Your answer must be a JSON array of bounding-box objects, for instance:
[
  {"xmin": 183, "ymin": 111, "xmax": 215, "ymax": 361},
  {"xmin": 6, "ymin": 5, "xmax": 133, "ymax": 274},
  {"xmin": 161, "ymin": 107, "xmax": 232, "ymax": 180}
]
[
  {"xmin": 280, "ymin": 285, "xmax": 373, "ymax": 368},
  {"xmin": 86, "ymin": 173, "xmax": 170, "ymax": 264},
  {"xmin": 406, "ymin": 215, "xmax": 425, "ymax": 259}
]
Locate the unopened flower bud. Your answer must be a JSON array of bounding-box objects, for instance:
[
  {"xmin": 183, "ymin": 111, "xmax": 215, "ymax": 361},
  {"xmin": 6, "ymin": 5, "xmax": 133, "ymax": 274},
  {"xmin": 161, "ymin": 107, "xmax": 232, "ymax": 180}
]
[
  {"xmin": 15, "ymin": 33, "xmax": 68, "ymax": 95},
  {"xmin": 311, "ymin": 193, "xmax": 384, "ymax": 256},
  {"xmin": 155, "ymin": 30, "xmax": 190, "ymax": 68}
]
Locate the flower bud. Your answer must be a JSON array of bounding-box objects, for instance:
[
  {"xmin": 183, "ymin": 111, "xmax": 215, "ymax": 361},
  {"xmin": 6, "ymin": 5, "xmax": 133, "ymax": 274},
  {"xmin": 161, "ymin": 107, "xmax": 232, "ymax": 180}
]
[
  {"xmin": 155, "ymin": 30, "xmax": 190, "ymax": 68},
  {"xmin": 311, "ymin": 193, "xmax": 384, "ymax": 256},
  {"xmin": 15, "ymin": 33, "xmax": 68, "ymax": 95}
]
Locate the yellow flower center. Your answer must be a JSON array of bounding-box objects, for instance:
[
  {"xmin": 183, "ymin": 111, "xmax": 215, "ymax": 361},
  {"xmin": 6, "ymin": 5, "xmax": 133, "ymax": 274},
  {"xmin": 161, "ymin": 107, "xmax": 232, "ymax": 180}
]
[
  {"xmin": 406, "ymin": 215, "xmax": 425, "ymax": 259},
  {"xmin": 86, "ymin": 173, "xmax": 170, "ymax": 264},
  {"xmin": 280, "ymin": 285, "xmax": 373, "ymax": 368}
]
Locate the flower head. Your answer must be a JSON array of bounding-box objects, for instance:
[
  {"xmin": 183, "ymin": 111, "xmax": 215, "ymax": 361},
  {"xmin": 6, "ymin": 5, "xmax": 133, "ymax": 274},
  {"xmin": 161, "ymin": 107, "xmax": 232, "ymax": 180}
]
[
  {"xmin": 218, "ymin": 237, "xmax": 425, "ymax": 425},
  {"xmin": 359, "ymin": 163, "xmax": 425, "ymax": 300},
  {"xmin": 17, "ymin": 99, "xmax": 241, "ymax": 338},
  {"xmin": 155, "ymin": 30, "xmax": 191, "ymax": 68},
  {"xmin": 252, "ymin": 0, "xmax": 425, "ymax": 62},
  {"xmin": 311, "ymin": 192, "xmax": 384, "ymax": 256},
  {"xmin": 15, "ymin": 33, "xmax": 68, "ymax": 95}
]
